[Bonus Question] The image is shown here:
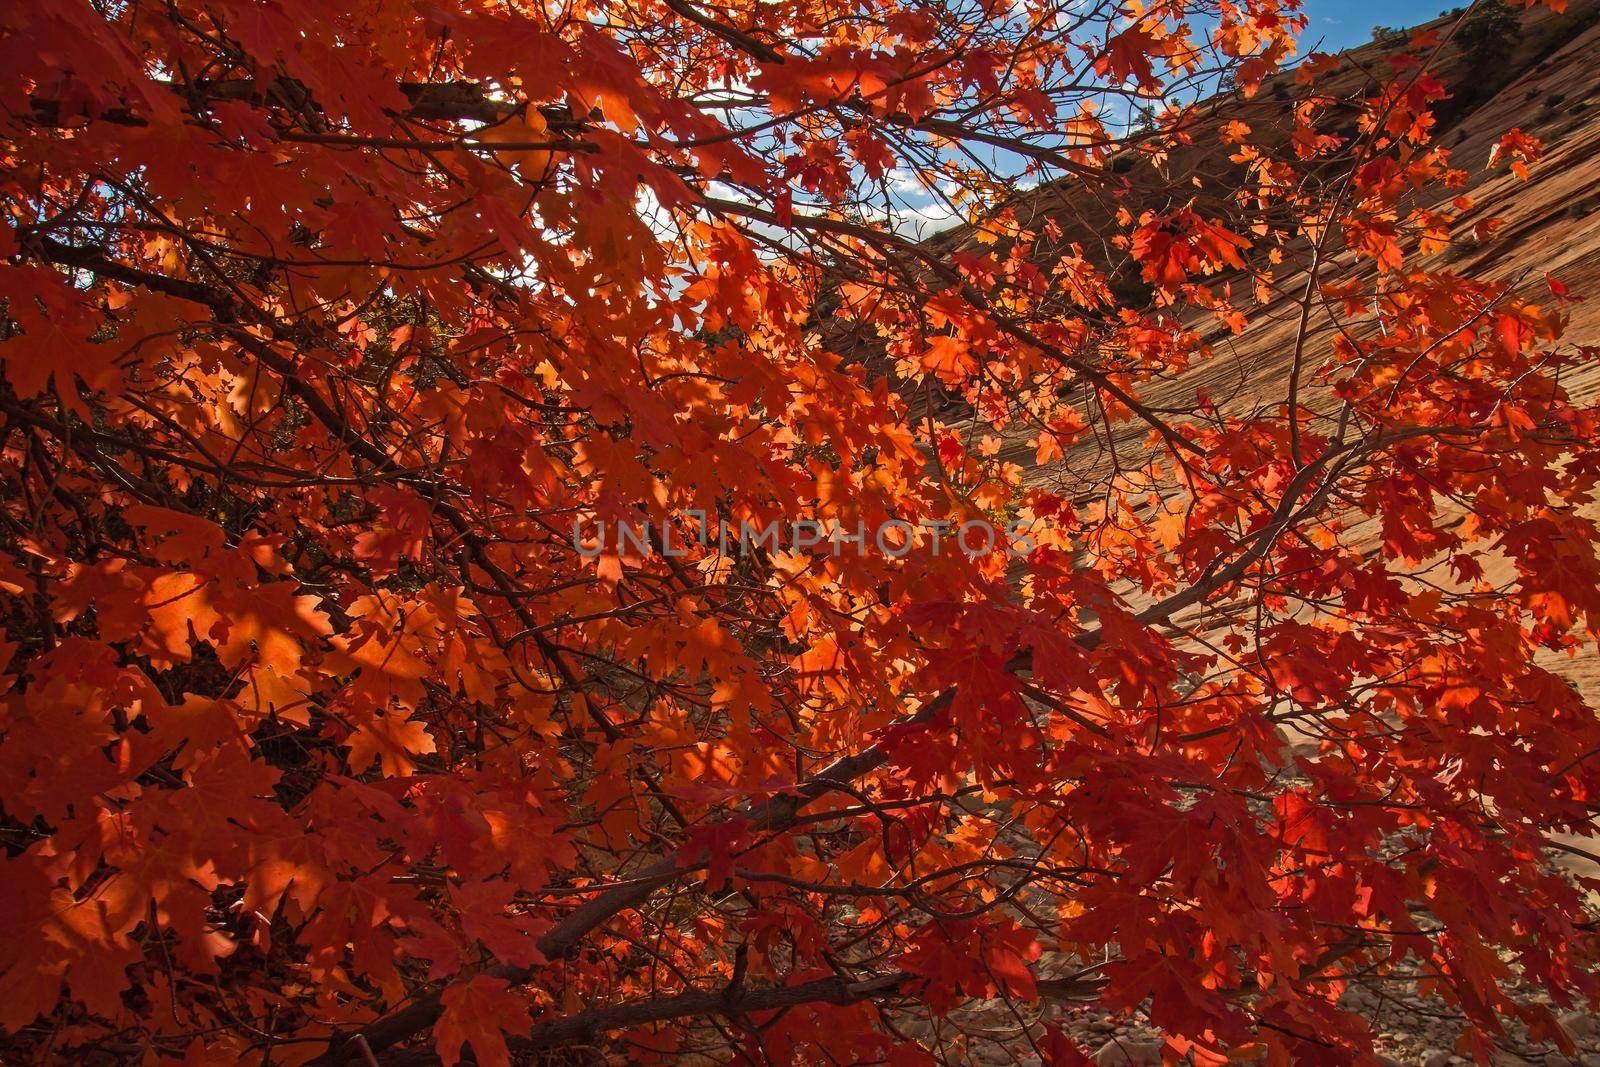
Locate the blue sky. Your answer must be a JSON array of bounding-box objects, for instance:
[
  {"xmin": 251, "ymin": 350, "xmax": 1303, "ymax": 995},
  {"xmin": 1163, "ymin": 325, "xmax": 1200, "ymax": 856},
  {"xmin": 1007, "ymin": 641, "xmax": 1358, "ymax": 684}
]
[
  {"xmin": 1299, "ymin": 0, "xmax": 1459, "ymax": 53},
  {"xmin": 784, "ymin": 0, "xmax": 1475, "ymax": 238}
]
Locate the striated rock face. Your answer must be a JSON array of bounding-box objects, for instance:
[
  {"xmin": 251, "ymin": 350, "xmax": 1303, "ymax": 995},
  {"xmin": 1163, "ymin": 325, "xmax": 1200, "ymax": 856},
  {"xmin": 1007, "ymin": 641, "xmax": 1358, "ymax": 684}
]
[{"xmin": 1007, "ymin": 3, "xmax": 1600, "ymax": 761}]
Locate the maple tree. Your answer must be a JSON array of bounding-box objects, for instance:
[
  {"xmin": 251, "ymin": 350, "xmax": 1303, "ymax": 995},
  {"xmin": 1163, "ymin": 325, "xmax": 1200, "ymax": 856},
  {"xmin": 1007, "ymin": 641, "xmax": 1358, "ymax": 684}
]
[{"xmin": 2, "ymin": 0, "xmax": 1599, "ymax": 1063}]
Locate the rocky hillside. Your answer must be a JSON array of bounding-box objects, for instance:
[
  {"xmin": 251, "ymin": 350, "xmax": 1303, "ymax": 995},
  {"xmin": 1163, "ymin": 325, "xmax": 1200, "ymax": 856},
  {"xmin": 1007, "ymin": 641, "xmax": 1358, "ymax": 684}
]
[{"xmin": 1027, "ymin": 0, "xmax": 1600, "ymax": 670}]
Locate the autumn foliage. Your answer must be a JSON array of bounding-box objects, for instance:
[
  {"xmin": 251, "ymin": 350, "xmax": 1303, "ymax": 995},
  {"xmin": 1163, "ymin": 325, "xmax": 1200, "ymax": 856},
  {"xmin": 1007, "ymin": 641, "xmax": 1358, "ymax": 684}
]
[{"xmin": 3, "ymin": 0, "xmax": 1600, "ymax": 1064}]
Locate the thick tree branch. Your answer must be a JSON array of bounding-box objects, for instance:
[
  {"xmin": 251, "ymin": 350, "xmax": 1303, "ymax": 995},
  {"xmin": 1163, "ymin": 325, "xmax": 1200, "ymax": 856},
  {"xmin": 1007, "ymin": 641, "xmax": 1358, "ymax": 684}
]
[
  {"xmin": 25, "ymin": 81, "xmax": 584, "ymax": 129},
  {"xmin": 375, "ymin": 973, "xmax": 909, "ymax": 1065}
]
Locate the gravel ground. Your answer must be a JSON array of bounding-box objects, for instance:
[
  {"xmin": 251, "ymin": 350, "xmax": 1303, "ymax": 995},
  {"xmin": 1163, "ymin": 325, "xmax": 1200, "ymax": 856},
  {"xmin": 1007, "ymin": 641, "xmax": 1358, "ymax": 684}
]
[{"xmin": 898, "ymin": 960, "xmax": 1600, "ymax": 1065}]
